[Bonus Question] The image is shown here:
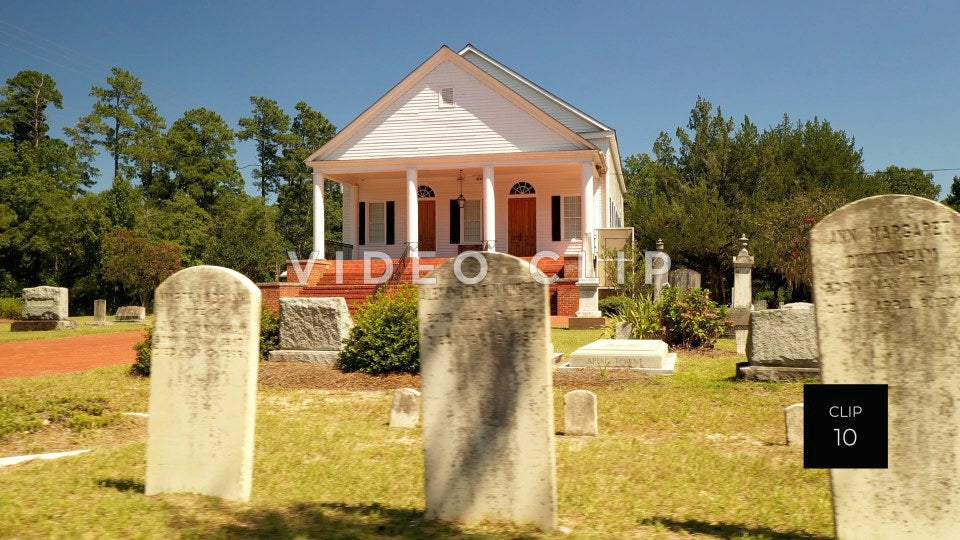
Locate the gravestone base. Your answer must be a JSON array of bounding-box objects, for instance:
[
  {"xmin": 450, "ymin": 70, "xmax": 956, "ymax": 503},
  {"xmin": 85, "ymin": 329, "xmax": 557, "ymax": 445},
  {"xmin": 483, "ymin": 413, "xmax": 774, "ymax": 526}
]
[
  {"xmin": 268, "ymin": 350, "xmax": 340, "ymax": 365},
  {"xmin": 568, "ymin": 316, "xmax": 605, "ymax": 329},
  {"xmin": 85, "ymin": 321, "xmax": 112, "ymax": 326},
  {"xmin": 736, "ymin": 362, "xmax": 820, "ymax": 382},
  {"xmin": 10, "ymin": 320, "xmax": 78, "ymax": 331},
  {"xmin": 562, "ymin": 340, "xmax": 676, "ymax": 374}
]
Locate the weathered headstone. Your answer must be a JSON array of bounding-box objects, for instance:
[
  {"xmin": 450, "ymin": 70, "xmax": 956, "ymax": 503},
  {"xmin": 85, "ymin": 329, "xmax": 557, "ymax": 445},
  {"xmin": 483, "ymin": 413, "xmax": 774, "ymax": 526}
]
[
  {"xmin": 145, "ymin": 266, "xmax": 261, "ymax": 501},
  {"xmin": 737, "ymin": 305, "xmax": 820, "ymax": 381},
  {"xmin": 811, "ymin": 195, "xmax": 960, "ymax": 537},
  {"xmin": 614, "ymin": 320, "xmax": 633, "ymax": 339},
  {"xmin": 389, "ymin": 388, "xmax": 421, "ymax": 428},
  {"xmin": 564, "ymin": 390, "xmax": 598, "ymax": 436},
  {"xmin": 667, "ymin": 267, "xmax": 702, "ymax": 291},
  {"xmin": 570, "ymin": 232, "xmax": 604, "ymax": 329},
  {"xmin": 86, "ymin": 299, "xmax": 111, "ymax": 326},
  {"xmin": 784, "ymin": 403, "xmax": 803, "ymax": 447},
  {"xmin": 420, "ymin": 252, "xmax": 556, "ymax": 529},
  {"xmin": 268, "ymin": 297, "xmax": 353, "ymax": 364},
  {"xmin": 731, "ymin": 235, "xmax": 754, "ymax": 355},
  {"xmin": 10, "ymin": 286, "xmax": 77, "ymax": 331},
  {"xmin": 752, "ymin": 300, "xmax": 768, "ymax": 311},
  {"xmin": 115, "ymin": 305, "xmax": 146, "ymax": 323},
  {"xmin": 565, "ymin": 339, "xmax": 676, "ymax": 374},
  {"xmin": 651, "ymin": 238, "xmax": 669, "ymax": 300}
]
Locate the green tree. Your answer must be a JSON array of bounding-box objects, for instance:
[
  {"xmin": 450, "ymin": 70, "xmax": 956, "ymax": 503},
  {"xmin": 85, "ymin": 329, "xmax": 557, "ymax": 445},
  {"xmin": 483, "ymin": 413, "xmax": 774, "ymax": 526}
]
[
  {"xmin": 205, "ymin": 194, "xmax": 284, "ymax": 281},
  {"xmin": 277, "ymin": 102, "xmax": 339, "ymax": 255},
  {"xmin": 868, "ymin": 166, "xmax": 940, "ymax": 200},
  {"xmin": 65, "ymin": 67, "xmax": 165, "ymax": 180},
  {"xmin": 943, "ymin": 176, "xmax": 960, "ymax": 210},
  {"xmin": 238, "ymin": 96, "xmax": 295, "ymax": 199},
  {"xmin": 103, "ymin": 175, "xmax": 139, "ymax": 228},
  {"xmin": 0, "ymin": 70, "xmax": 63, "ymax": 149},
  {"xmin": 102, "ymin": 228, "xmax": 182, "ymax": 307},
  {"xmin": 136, "ymin": 192, "xmax": 212, "ymax": 266},
  {"xmin": 161, "ymin": 108, "xmax": 242, "ymax": 209}
]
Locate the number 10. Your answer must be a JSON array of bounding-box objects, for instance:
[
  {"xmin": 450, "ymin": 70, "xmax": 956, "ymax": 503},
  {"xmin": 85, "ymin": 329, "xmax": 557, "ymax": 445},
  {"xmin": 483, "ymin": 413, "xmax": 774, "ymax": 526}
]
[{"xmin": 834, "ymin": 428, "xmax": 857, "ymax": 446}]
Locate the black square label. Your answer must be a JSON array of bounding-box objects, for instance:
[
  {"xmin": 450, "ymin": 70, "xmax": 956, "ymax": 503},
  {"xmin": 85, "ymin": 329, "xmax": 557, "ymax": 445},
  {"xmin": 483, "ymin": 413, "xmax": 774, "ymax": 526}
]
[{"xmin": 803, "ymin": 384, "xmax": 888, "ymax": 469}]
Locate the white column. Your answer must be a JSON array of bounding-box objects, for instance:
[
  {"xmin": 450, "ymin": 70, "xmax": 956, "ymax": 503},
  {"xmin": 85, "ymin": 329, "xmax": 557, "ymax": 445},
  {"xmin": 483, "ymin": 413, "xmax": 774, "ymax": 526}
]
[
  {"xmin": 313, "ymin": 171, "xmax": 325, "ymax": 259},
  {"xmin": 482, "ymin": 166, "xmax": 496, "ymax": 251},
  {"xmin": 406, "ymin": 168, "xmax": 419, "ymax": 257},
  {"xmin": 349, "ymin": 183, "xmax": 359, "ymax": 260},
  {"xmin": 580, "ymin": 162, "xmax": 595, "ymax": 241}
]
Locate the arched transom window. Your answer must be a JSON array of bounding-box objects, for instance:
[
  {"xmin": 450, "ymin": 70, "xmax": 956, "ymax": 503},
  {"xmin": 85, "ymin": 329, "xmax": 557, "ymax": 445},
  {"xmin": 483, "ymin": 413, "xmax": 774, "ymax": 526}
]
[
  {"xmin": 509, "ymin": 181, "xmax": 536, "ymax": 195},
  {"xmin": 417, "ymin": 185, "xmax": 436, "ymax": 198}
]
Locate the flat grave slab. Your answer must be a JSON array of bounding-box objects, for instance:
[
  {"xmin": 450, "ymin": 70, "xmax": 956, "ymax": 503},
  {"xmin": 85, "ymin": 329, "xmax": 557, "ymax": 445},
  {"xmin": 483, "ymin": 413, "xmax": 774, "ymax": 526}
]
[{"xmin": 561, "ymin": 339, "xmax": 676, "ymax": 374}]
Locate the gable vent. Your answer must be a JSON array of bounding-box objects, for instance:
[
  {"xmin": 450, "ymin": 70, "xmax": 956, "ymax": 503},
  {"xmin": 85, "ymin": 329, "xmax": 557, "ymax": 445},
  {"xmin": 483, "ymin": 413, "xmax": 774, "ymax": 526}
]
[{"xmin": 439, "ymin": 87, "xmax": 454, "ymax": 107}]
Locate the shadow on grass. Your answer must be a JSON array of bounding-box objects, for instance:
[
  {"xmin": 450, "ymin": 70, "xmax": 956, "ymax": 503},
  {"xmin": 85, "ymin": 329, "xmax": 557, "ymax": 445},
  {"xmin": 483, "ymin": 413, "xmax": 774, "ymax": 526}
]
[
  {"xmin": 96, "ymin": 478, "xmax": 145, "ymax": 493},
  {"xmin": 174, "ymin": 501, "xmax": 531, "ymax": 539},
  {"xmin": 640, "ymin": 516, "xmax": 832, "ymax": 540}
]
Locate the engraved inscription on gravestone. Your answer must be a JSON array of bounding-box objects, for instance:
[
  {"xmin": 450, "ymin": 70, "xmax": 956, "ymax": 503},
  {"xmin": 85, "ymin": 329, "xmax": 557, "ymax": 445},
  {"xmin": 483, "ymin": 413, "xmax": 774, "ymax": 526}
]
[
  {"xmin": 811, "ymin": 195, "xmax": 960, "ymax": 538},
  {"xmin": 420, "ymin": 252, "xmax": 556, "ymax": 529},
  {"xmin": 145, "ymin": 266, "xmax": 261, "ymax": 501}
]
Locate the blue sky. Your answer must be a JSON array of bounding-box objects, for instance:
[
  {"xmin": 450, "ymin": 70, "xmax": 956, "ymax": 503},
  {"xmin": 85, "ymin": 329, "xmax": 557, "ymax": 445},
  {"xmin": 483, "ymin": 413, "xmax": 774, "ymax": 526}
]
[{"xmin": 2, "ymin": 1, "xmax": 958, "ymax": 195}]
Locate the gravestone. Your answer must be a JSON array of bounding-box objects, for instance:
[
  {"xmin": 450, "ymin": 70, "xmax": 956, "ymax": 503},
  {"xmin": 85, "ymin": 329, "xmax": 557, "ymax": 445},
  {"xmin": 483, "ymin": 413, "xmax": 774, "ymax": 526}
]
[
  {"xmin": 115, "ymin": 306, "xmax": 146, "ymax": 323},
  {"xmin": 810, "ymin": 195, "xmax": 960, "ymax": 537},
  {"xmin": 389, "ymin": 388, "xmax": 421, "ymax": 428},
  {"xmin": 731, "ymin": 235, "xmax": 754, "ymax": 355},
  {"xmin": 145, "ymin": 266, "xmax": 261, "ymax": 501},
  {"xmin": 564, "ymin": 390, "xmax": 598, "ymax": 436},
  {"xmin": 614, "ymin": 321, "xmax": 633, "ymax": 339},
  {"xmin": 10, "ymin": 286, "xmax": 77, "ymax": 331},
  {"xmin": 268, "ymin": 297, "xmax": 353, "ymax": 364},
  {"xmin": 420, "ymin": 252, "xmax": 556, "ymax": 529},
  {"xmin": 564, "ymin": 339, "xmax": 676, "ymax": 374},
  {"xmin": 784, "ymin": 403, "xmax": 803, "ymax": 447},
  {"xmin": 570, "ymin": 232, "xmax": 604, "ymax": 329},
  {"xmin": 736, "ymin": 305, "xmax": 820, "ymax": 381},
  {"xmin": 86, "ymin": 299, "xmax": 111, "ymax": 326},
  {"xmin": 667, "ymin": 267, "xmax": 701, "ymax": 291},
  {"xmin": 651, "ymin": 238, "xmax": 669, "ymax": 300}
]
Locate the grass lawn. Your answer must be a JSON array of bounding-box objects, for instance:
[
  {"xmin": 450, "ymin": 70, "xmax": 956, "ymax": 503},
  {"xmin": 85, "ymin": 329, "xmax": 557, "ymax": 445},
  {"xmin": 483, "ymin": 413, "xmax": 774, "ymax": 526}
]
[
  {"xmin": 0, "ymin": 333, "xmax": 832, "ymax": 539},
  {"xmin": 0, "ymin": 315, "xmax": 152, "ymax": 344}
]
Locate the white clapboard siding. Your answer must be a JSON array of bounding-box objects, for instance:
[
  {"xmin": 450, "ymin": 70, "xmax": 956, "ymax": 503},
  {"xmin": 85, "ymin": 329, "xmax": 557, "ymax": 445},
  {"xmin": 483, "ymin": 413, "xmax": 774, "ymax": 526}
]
[
  {"xmin": 460, "ymin": 49, "xmax": 603, "ymax": 135},
  {"xmin": 326, "ymin": 60, "xmax": 582, "ymax": 161}
]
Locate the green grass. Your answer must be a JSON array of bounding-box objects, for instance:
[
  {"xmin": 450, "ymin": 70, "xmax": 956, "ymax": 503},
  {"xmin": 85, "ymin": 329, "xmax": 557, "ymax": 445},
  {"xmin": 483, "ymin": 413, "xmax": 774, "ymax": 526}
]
[
  {"xmin": 0, "ymin": 339, "xmax": 831, "ymax": 539},
  {"xmin": 551, "ymin": 327, "xmax": 606, "ymax": 355},
  {"xmin": 0, "ymin": 315, "xmax": 152, "ymax": 343}
]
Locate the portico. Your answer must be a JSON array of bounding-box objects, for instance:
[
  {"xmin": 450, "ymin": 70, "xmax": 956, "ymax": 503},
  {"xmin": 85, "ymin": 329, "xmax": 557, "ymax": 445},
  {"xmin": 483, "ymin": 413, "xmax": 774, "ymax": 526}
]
[{"xmin": 311, "ymin": 151, "xmax": 604, "ymax": 261}]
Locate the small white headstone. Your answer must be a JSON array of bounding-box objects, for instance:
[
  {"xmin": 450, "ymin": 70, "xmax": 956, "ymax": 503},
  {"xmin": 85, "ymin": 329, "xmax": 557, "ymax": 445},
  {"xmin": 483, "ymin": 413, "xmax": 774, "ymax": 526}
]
[
  {"xmin": 145, "ymin": 266, "xmax": 261, "ymax": 501},
  {"xmin": 566, "ymin": 339, "xmax": 675, "ymax": 374},
  {"xmin": 784, "ymin": 403, "xmax": 803, "ymax": 446},
  {"xmin": 389, "ymin": 388, "xmax": 421, "ymax": 428},
  {"xmin": 564, "ymin": 390, "xmax": 598, "ymax": 436},
  {"xmin": 420, "ymin": 252, "xmax": 556, "ymax": 529}
]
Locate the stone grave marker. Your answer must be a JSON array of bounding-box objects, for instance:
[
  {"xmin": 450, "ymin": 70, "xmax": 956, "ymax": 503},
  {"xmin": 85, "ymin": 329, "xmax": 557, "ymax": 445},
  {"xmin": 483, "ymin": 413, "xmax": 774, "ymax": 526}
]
[
  {"xmin": 811, "ymin": 195, "xmax": 960, "ymax": 537},
  {"xmin": 115, "ymin": 305, "xmax": 146, "ymax": 322},
  {"xmin": 145, "ymin": 266, "xmax": 261, "ymax": 501},
  {"xmin": 614, "ymin": 321, "xmax": 633, "ymax": 339},
  {"xmin": 667, "ymin": 267, "xmax": 702, "ymax": 291},
  {"xmin": 564, "ymin": 390, "xmax": 598, "ymax": 436},
  {"xmin": 564, "ymin": 339, "xmax": 676, "ymax": 374},
  {"xmin": 420, "ymin": 252, "xmax": 556, "ymax": 529},
  {"xmin": 268, "ymin": 297, "xmax": 353, "ymax": 364},
  {"xmin": 11, "ymin": 286, "xmax": 76, "ymax": 331},
  {"xmin": 737, "ymin": 305, "xmax": 820, "ymax": 381},
  {"xmin": 86, "ymin": 299, "xmax": 110, "ymax": 326},
  {"xmin": 389, "ymin": 388, "xmax": 421, "ymax": 428},
  {"xmin": 731, "ymin": 235, "xmax": 754, "ymax": 355},
  {"xmin": 784, "ymin": 403, "xmax": 803, "ymax": 447}
]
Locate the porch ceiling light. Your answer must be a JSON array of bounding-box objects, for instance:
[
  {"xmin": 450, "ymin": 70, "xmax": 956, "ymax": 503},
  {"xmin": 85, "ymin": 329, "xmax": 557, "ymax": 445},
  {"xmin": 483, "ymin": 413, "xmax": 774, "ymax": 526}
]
[{"xmin": 456, "ymin": 169, "xmax": 466, "ymax": 209}]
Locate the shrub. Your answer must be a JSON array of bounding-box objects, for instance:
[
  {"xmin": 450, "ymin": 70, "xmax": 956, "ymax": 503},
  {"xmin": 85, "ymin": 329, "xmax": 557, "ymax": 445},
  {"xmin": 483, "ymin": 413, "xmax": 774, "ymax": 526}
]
[
  {"xmin": 131, "ymin": 307, "xmax": 281, "ymax": 377},
  {"xmin": 599, "ymin": 295, "xmax": 635, "ymax": 318},
  {"xmin": 617, "ymin": 294, "xmax": 663, "ymax": 339},
  {"xmin": 338, "ymin": 285, "xmax": 419, "ymax": 374},
  {"xmin": 260, "ymin": 308, "xmax": 280, "ymax": 360},
  {"xmin": 655, "ymin": 287, "xmax": 729, "ymax": 348},
  {"xmin": 0, "ymin": 297, "xmax": 23, "ymax": 319},
  {"xmin": 131, "ymin": 327, "xmax": 153, "ymax": 376}
]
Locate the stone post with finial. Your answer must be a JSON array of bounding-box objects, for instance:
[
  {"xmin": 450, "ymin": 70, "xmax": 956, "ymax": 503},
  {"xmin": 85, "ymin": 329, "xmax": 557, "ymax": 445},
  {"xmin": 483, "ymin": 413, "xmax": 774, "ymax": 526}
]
[
  {"xmin": 732, "ymin": 234, "xmax": 754, "ymax": 355},
  {"xmin": 651, "ymin": 238, "xmax": 669, "ymax": 300}
]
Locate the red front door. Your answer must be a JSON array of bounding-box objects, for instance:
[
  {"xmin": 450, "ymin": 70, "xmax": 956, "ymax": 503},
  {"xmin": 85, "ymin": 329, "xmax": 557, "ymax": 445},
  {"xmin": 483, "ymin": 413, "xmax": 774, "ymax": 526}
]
[
  {"xmin": 508, "ymin": 197, "xmax": 536, "ymax": 257},
  {"xmin": 418, "ymin": 199, "xmax": 436, "ymax": 252}
]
